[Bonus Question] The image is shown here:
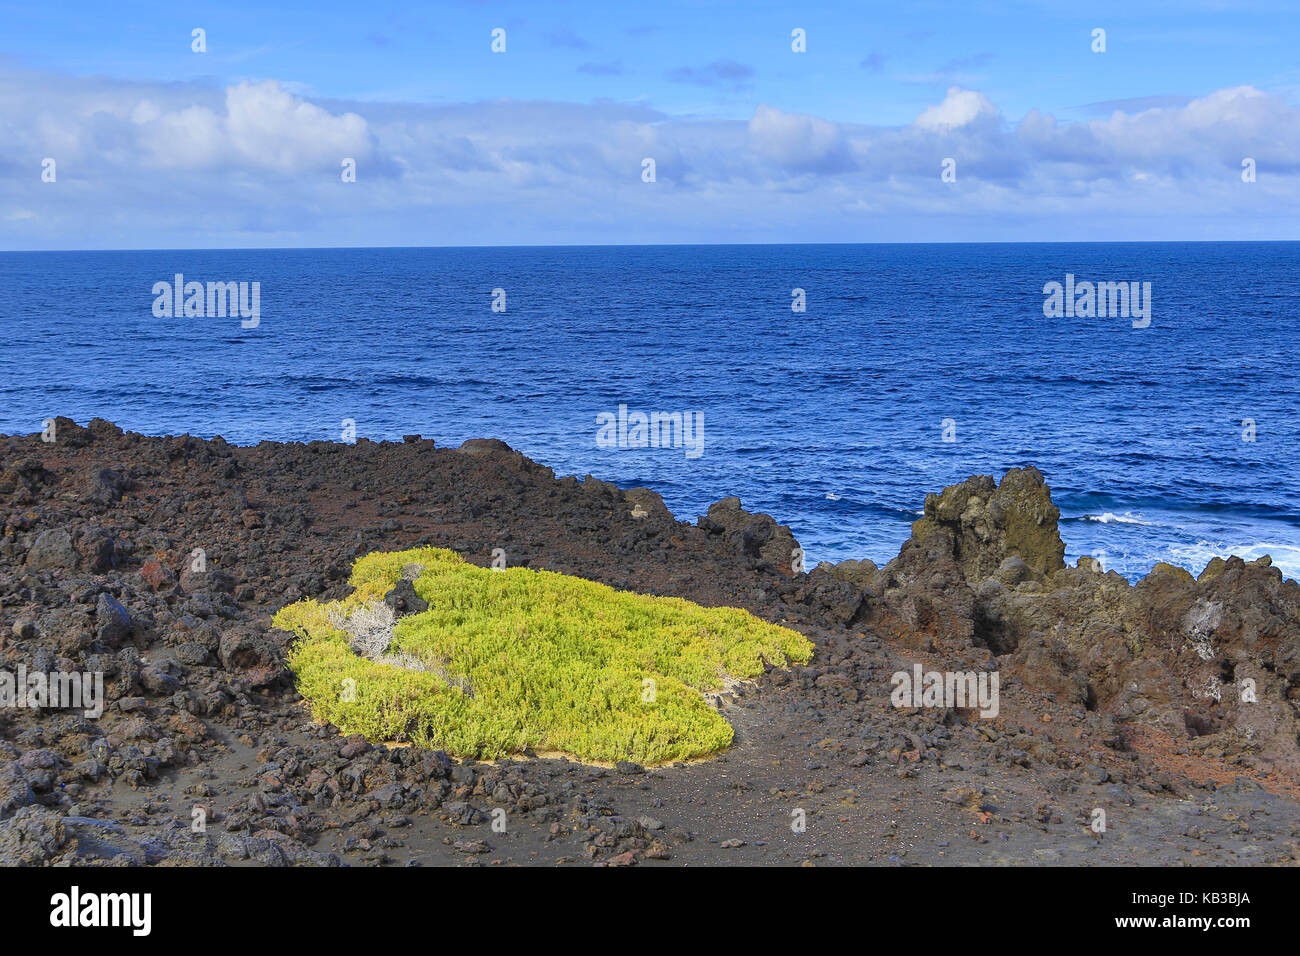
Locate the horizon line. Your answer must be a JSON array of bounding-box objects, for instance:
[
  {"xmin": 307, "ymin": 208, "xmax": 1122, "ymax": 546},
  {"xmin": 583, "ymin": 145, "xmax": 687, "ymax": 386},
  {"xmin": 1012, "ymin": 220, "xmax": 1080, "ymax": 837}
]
[{"xmin": 3, "ymin": 238, "xmax": 1300, "ymax": 254}]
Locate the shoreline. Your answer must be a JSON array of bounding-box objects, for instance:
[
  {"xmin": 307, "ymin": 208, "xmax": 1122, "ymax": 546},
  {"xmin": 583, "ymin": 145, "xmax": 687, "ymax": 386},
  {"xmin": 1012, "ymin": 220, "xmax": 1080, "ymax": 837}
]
[
  {"xmin": 8, "ymin": 416, "xmax": 1287, "ymax": 584},
  {"xmin": 1, "ymin": 416, "xmax": 1298, "ymax": 866}
]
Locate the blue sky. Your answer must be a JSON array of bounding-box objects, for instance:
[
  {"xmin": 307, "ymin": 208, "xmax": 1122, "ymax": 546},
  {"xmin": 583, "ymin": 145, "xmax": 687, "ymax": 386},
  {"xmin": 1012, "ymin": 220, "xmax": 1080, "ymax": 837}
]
[{"xmin": 3, "ymin": 0, "xmax": 1300, "ymax": 247}]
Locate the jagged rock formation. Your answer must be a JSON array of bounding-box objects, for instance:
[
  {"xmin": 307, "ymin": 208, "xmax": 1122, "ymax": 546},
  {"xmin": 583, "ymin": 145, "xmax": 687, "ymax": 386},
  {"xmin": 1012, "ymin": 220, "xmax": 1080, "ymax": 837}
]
[
  {"xmin": 910, "ymin": 466, "xmax": 1065, "ymax": 583},
  {"xmin": 697, "ymin": 497, "xmax": 801, "ymax": 574},
  {"xmin": 828, "ymin": 467, "xmax": 1300, "ymax": 778}
]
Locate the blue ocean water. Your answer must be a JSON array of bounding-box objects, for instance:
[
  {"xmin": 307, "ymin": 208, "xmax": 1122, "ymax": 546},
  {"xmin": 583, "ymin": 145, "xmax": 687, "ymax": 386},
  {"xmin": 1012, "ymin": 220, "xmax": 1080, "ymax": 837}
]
[{"xmin": 1, "ymin": 242, "xmax": 1297, "ymax": 580}]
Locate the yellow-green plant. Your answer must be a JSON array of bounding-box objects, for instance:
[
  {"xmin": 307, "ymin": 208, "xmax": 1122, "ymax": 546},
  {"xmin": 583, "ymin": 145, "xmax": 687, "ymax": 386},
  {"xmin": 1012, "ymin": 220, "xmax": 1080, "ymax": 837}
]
[{"xmin": 273, "ymin": 547, "xmax": 813, "ymax": 764}]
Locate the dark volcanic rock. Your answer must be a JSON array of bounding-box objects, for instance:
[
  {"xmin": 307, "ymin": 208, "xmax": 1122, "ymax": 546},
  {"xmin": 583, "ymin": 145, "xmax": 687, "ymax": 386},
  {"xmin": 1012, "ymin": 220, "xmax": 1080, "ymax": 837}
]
[
  {"xmin": 95, "ymin": 594, "xmax": 131, "ymax": 648},
  {"xmin": 909, "ymin": 466, "xmax": 1066, "ymax": 584},
  {"xmin": 76, "ymin": 528, "xmax": 118, "ymax": 573},
  {"xmin": 218, "ymin": 627, "xmax": 285, "ymax": 687},
  {"xmin": 85, "ymin": 467, "xmax": 132, "ymax": 505},
  {"xmin": 26, "ymin": 528, "xmax": 77, "ymax": 570},
  {"xmin": 853, "ymin": 469, "xmax": 1300, "ymax": 778},
  {"xmin": 456, "ymin": 438, "xmax": 514, "ymax": 457},
  {"xmin": 383, "ymin": 579, "xmax": 428, "ymax": 616},
  {"xmin": 700, "ymin": 497, "xmax": 800, "ymax": 574},
  {"xmin": 0, "ymin": 762, "xmax": 36, "ymax": 819},
  {"xmin": 0, "ymin": 806, "xmax": 66, "ymax": 864}
]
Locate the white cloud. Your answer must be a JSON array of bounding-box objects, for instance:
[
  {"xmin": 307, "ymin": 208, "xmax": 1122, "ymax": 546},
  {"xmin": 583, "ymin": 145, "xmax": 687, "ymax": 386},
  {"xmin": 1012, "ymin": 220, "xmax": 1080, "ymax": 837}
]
[
  {"xmin": 1018, "ymin": 86, "xmax": 1300, "ymax": 174},
  {"xmin": 0, "ymin": 73, "xmax": 376, "ymax": 174},
  {"xmin": 914, "ymin": 87, "xmax": 999, "ymax": 131},
  {"xmin": 130, "ymin": 81, "xmax": 373, "ymax": 171},
  {"xmin": 2, "ymin": 66, "xmax": 1298, "ymax": 247},
  {"xmin": 748, "ymin": 104, "xmax": 855, "ymax": 172},
  {"xmin": 224, "ymin": 82, "xmax": 372, "ymax": 171}
]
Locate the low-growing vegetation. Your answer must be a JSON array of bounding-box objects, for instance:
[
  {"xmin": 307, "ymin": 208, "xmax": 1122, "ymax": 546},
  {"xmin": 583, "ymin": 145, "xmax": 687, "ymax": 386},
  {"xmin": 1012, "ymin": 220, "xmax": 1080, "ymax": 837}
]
[{"xmin": 273, "ymin": 547, "xmax": 814, "ymax": 764}]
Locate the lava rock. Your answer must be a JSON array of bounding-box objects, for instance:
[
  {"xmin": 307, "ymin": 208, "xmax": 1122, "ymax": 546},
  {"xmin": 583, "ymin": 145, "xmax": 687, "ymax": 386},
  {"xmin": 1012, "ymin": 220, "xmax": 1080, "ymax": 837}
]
[
  {"xmin": 95, "ymin": 594, "xmax": 132, "ymax": 648},
  {"xmin": 383, "ymin": 579, "xmax": 428, "ymax": 616},
  {"xmin": 26, "ymin": 528, "xmax": 77, "ymax": 570}
]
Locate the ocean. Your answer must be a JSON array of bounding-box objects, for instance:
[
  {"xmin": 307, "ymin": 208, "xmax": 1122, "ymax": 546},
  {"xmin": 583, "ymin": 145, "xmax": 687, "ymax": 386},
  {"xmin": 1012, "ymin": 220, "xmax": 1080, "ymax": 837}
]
[{"xmin": 1, "ymin": 242, "xmax": 1297, "ymax": 580}]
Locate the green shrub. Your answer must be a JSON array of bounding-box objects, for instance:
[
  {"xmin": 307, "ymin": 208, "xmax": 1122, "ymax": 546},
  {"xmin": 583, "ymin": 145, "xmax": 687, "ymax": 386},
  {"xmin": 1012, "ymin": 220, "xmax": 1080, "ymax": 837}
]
[{"xmin": 273, "ymin": 547, "xmax": 813, "ymax": 764}]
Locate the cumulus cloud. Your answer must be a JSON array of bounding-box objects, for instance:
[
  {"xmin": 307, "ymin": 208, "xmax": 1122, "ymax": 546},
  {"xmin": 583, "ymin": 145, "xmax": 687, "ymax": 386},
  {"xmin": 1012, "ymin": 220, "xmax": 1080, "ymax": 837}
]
[
  {"xmin": 915, "ymin": 87, "xmax": 1000, "ymax": 131},
  {"xmin": 225, "ymin": 82, "xmax": 372, "ymax": 171},
  {"xmin": 2, "ymin": 66, "xmax": 1298, "ymax": 248},
  {"xmin": 136, "ymin": 81, "xmax": 374, "ymax": 172},
  {"xmin": 0, "ymin": 73, "xmax": 376, "ymax": 175},
  {"xmin": 1020, "ymin": 86, "xmax": 1300, "ymax": 174},
  {"xmin": 748, "ymin": 104, "xmax": 855, "ymax": 173}
]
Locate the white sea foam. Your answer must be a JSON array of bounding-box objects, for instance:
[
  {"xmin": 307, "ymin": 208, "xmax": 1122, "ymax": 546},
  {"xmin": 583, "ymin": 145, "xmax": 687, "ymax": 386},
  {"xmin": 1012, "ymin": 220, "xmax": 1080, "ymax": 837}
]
[
  {"xmin": 1167, "ymin": 540, "xmax": 1300, "ymax": 581},
  {"xmin": 1082, "ymin": 512, "xmax": 1149, "ymax": 525}
]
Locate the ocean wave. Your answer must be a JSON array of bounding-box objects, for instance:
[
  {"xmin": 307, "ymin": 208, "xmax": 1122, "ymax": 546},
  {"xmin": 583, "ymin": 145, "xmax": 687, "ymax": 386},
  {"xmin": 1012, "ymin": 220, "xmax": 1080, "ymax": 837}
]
[
  {"xmin": 1167, "ymin": 540, "xmax": 1300, "ymax": 580},
  {"xmin": 1059, "ymin": 493, "xmax": 1300, "ymax": 525},
  {"xmin": 808, "ymin": 494, "xmax": 925, "ymax": 522},
  {"xmin": 1074, "ymin": 512, "xmax": 1150, "ymax": 526}
]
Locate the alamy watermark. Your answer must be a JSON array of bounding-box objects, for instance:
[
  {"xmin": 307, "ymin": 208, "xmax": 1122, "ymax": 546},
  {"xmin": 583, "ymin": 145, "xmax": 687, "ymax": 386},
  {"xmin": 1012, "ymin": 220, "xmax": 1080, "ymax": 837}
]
[
  {"xmin": 891, "ymin": 664, "xmax": 999, "ymax": 718},
  {"xmin": 152, "ymin": 274, "xmax": 260, "ymax": 328},
  {"xmin": 1043, "ymin": 273, "xmax": 1151, "ymax": 328},
  {"xmin": 50, "ymin": 886, "xmax": 151, "ymax": 936},
  {"xmin": 1, "ymin": 665, "xmax": 103, "ymax": 718},
  {"xmin": 596, "ymin": 403, "xmax": 704, "ymax": 459}
]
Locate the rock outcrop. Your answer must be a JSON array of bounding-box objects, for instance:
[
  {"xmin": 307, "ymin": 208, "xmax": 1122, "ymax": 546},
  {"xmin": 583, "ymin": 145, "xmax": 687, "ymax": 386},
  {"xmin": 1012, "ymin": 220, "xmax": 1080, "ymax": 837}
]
[
  {"xmin": 829, "ymin": 468, "xmax": 1300, "ymax": 778},
  {"xmin": 909, "ymin": 466, "xmax": 1065, "ymax": 584},
  {"xmin": 698, "ymin": 497, "xmax": 801, "ymax": 574}
]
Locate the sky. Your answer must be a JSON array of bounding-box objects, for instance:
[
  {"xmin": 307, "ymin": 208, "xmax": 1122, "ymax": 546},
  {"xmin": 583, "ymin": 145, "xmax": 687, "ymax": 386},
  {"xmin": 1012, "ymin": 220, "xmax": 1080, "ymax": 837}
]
[{"xmin": 2, "ymin": 0, "xmax": 1300, "ymax": 249}]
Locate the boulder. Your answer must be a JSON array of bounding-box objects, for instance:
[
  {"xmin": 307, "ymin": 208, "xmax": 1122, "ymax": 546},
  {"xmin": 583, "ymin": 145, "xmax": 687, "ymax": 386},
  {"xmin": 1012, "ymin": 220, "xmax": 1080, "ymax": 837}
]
[
  {"xmin": 180, "ymin": 565, "xmax": 234, "ymax": 595},
  {"xmin": 456, "ymin": 438, "xmax": 513, "ymax": 457},
  {"xmin": 0, "ymin": 762, "xmax": 35, "ymax": 820},
  {"xmin": 84, "ymin": 467, "xmax": 131, "ymax": 505},
  {"xmin": 908, "ymin": 467, "xmax": 1065, "ymax": 584},
  {"xmin": 383, "ymin": 579, "xmax": 428, "ymax": 616},
  {"xmin": 95, "ymin": 593, "xmax": 132, "ymax": 648},
  {"xmin": 138, "ymin": 559, "xmax": 177, "ymax": 591},
  {"xmin": 76, "ymin": 528, "xmax": 118, "ymax": 572},
  {"xmin": 37, "ymin": 607, "xmax": 95, "ymax": 656},
  {"xmin": 699, "ymin": 497, "xmax": 801, "ymax": 574},
  {"xmin": 218, "ymin": 627, "xmax": 284, "ymax": 687},
  {"xmin": 862, "ymin": 524, "xmax": 976, "ymax": 650},
  {"xmin": 0, "ymin": 806, "xmax": 66, "ymax": 865},
  {"xmin": 26, "ymin": 528, "xmax": 77, "ymax": 570},
  {"xmin": 827, "ymin": 557, "xmax": 879, "ymax": 591}
]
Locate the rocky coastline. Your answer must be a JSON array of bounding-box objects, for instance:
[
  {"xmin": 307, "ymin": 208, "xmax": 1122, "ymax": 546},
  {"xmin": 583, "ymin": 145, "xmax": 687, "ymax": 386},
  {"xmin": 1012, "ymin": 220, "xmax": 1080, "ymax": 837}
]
[{"xmin": 1, "ymin": 417, "xmax": 1297, "ymax": 866}]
